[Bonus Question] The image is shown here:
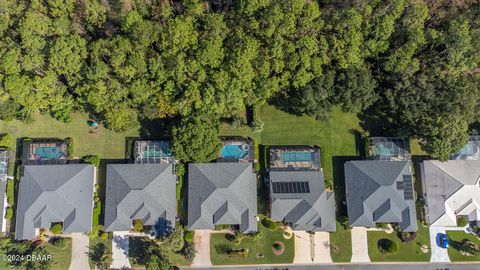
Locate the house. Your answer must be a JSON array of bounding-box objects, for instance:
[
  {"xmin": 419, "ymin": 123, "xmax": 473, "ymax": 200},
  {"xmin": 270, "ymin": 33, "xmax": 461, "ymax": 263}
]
[
  {"xmin": 15, "ymin": 164, "xmax": 95, "ymax": 240},
  {"xmin": 420, "ymin": 160, "xmax": 480, "ymax": 227},
  {"xmin": 268, "ymin": 146, "xmax": 335, "ymax": 232},
  {"xmin": 187, "ymin": 163, "xmax": 257, "ymax": 233},
  {"xmin": 344, "ymin": 160, "xmax": 417, "ymax": 232},
  {"xmin": 104, "ymin": 164, "xmax": 176, "ymax": 233}
]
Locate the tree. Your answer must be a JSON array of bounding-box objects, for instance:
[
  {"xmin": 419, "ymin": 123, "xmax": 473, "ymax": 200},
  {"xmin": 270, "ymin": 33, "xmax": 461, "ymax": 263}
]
[
  {"xmin": 89, "ymin": 242, "xmax": 113, "ymax": 270},
  {"xmin": 24, "ymin": 248, "xmax": 52, "ymax": 270},
  {"xmin": 132, "ymin": 219, "xmax": 144, "ymax": 232},
  {"xmin": 172, "ymin": 117, "xmax": 222, "ymax": 163},
  {"xmin": 145, "ymin": 251, "xmax": 173, "ymax": 270},
  {"xmin": 159, "ymin": 226, "xmax": 185, "ymax": 253},
  {"xmin": 50, "ymin": 223, "xmax": 63, "ymax": 234}
]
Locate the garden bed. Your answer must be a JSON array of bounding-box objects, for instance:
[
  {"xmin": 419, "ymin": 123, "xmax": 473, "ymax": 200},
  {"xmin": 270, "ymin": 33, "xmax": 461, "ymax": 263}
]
[{"xmin": 447, "ymin": 230, "xmax": 480, "ymax": 261}]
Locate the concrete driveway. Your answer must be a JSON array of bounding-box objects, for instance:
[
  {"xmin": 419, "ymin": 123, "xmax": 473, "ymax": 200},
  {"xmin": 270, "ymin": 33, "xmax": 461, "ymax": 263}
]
[
  {"xmin": 293, "ymin": 231, "xmax": 313, "ymax": 263},
  {"xmin": 69, "ymin": 233, "xmax": 90, "ymax": 270},
  {"xmin": 111, "ymin": 231, "xmax": 132, "ymax": 269},
  {"xmin": 351, "ymin": 227, "xmax": 370, "ymax": 263},
  {"xmin": 429, "ymin": 227, "xmax": 450, "ymax": 262},
  {"xmin": 313, "ymin": 232, "xmax": 332, "ymax": 263},
  {"xmin": 192, "ymin": 230, "xmax": 212, "ymax": 267}
]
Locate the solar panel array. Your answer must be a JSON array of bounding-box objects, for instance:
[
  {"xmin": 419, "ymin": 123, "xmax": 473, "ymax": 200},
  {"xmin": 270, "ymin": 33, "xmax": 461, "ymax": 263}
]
[
  {"xmin": 402, "ymin": 175, "xmax": 414, "ymax": 200},
  {"xmin": 272, "ymin": 181, "xmax": 310, "ymax": 193}
]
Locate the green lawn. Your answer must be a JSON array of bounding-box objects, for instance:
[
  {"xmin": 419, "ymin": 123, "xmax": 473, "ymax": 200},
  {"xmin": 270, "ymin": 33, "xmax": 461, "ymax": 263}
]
[
  {"xmin": 330, "ymin": 222, "xmax": 352, "ymax": 262},
  {"xmin": 210, "ymin": 220, "xmax": 294, "ymax": 265},
  {"xmin": 447, "ymin": 230, "xmax": 480, "ymax": 262},
  {"xmin": 367, "ymin": 222, "xmax": 430, "ymax": 262},
  {"xmin": 89, "ymin": 236, "xmax": 112, "ymax": 269},
  {"xmin": 258, "ymin": 105, "xmax": 361, "ymax": 183},
  {"xmin": 44, "ymin": 238, "xmax": 73, "ymax": 270},
  {"xmin": 0, "ymin": 113, "xmax": 140, "ymax": 158}
]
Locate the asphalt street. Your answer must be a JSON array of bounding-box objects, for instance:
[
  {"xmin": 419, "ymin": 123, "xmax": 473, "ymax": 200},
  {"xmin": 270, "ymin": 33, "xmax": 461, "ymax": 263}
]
[{"xmin": 184, "ymin": 263, "xmax": 477, "ymax": 270}]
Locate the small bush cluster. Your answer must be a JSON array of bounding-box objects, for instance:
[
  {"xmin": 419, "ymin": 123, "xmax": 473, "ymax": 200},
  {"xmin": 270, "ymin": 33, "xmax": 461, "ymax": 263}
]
[
  {"xmin": 261, "ymin": 217, "xmax": 278, "ymax": 230},
  {"xmin": 378, "ymin": 238, "xmax": 398, "ymax": 254}
]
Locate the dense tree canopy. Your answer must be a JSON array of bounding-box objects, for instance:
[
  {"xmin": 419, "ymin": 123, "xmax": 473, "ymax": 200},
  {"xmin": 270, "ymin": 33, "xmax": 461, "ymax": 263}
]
[{"xmin": 0, "ymin": 0, "xmax": 479, "ymax": 159}]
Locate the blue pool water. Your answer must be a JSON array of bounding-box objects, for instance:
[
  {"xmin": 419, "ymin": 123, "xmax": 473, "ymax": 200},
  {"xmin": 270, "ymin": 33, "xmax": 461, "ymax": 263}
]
[
  {"xmin": 281, "ymin": 152, "xmax": 312, "ymax": 162},
  {"xmin": 221, "ymin": 144, "xmax": 248, "ymax": 159},
  {"xmin": 34, "ymin": 147, "xmax": 64, "ymax": 159}
]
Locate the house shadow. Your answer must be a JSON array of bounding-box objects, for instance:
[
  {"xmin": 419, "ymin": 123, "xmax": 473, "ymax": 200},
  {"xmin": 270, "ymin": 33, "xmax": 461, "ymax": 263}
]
[
  {"xmin": 256, "ymin": 144, "xmax": 269, "ymax": 216},
  {"xmin": 332, "ymin": 156, "xmax": 362, "ymax": 218}
]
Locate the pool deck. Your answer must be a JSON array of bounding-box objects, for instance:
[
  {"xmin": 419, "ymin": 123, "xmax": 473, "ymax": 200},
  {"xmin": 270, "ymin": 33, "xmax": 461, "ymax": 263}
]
[{"xmin": 269, "ymin": 146, "xmax": 321, "ymax": 171}]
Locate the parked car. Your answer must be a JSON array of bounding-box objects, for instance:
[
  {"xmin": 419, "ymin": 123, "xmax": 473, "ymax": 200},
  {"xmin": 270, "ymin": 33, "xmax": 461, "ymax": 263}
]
[{"xmin": 437, "ymin": 233, "xmax": 449, "ymax": 248}]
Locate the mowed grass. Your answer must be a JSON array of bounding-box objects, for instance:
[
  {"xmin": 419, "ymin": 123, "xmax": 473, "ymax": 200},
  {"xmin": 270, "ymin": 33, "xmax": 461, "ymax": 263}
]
[
  {"xmin": 447, "ymin": 230, "xmax": 480, "ymax": 262},
  {"xmin": 0, "ymin": 113, "xmax": 140, "ymax": 159},
  {"xmin": 329, "ymin": 222, "xmax": 352, "ymax": 262},
  {"xmin": 210, "ymin": 221, "xmax": 294, "ymax": 265},
  {"xmin": 44, "ymin": 238, "xmax": 73, "ymax": 270},
  {"xmin": 259, "ymin": 105, "xmax": 361, "ymax": 182},
  {"xmin": 367, "ymin": 222, "xmax": 430, "ymax": 262}
]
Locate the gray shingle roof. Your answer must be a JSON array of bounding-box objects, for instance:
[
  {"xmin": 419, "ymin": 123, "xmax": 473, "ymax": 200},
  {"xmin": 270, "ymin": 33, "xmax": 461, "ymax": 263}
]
[
  {"xmin": 345, "ymin": 161, "xmax": 417, "ymax": 232},
  {"xmin": 269, "ymin": 171, "xmax": 336, "ymax": 232},
  {"xmin": 104, "ymin": 164, "xmax": 176, "ymax": 233},
  {"xmin": 15, "ymin": 165, "xmax": 95, "ymax": 240},
  {"xmin": 421, "ymin": 160, "xmax": 480, "ymax": 226},
  {"xmin": 187, "ymin": 163, "xmax": 257, "ymax": 233}
]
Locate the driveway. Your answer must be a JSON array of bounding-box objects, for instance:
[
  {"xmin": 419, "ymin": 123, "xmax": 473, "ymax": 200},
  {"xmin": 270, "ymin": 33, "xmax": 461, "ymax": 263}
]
[
  {"xmin": 111, "ymin": 231, "xmax": 132, "ymax": 269},
  {"xmin": 350, "ymin": 227, "xmax": 370, "ymax": 263},
  {"xmin": 191, "ymin": 230, "xmax": 212, "ymax": 267},
  {"xmin": 293, "ymin": 231, "xmax": 313, "ymax": 263},
  {"xmin": 69, "ymin": 233, "xmax": 90, "ymax": 270},
  {"xmin": 313, "ymin": 232, "xmax": 332, "ymax": 263},
  {"xmin": 429, "ymin": 227, "xmax": 450, "ymax": 262}
]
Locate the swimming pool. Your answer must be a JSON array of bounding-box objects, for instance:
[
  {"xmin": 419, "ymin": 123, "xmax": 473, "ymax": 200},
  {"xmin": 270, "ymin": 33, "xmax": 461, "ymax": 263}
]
[
  {"xmin": 221, "ymin": 144, "xmax": 249, "ymax": 160},
  {"xmin": 281, "ymin": 151, "xmax": 312, "ymax": 162},
  {"xmin": 143, "ymin": 143, "xmax": 172, "ymax": 157},
  {"xmin": 34, "ymin": 147, "xmax": 64, "ymax": 159}
]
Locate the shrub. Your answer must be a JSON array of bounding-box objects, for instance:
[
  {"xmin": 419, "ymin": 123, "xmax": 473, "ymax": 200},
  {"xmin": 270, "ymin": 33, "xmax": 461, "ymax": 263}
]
[
  {"xmin": 399, "ymin": 231, "xmax": 417, "ymax": 242},
  {"xmin": 460, "ymin": 240, "xmax": 480, "ymax": 256},
  {"xmin": 132, "ymin": 220, "xmax": 144, "ymax": 232},
  {"xmin": 82, "ymin": 155, "xmax": 101, "ymax": 167},
  {"xmin": 457, "ymin": 216, "xmax": 468, "ymax": 227},
  {"xmin": 215, "ymin": 224, "xmax": 231, "ymax": 230},
  {"xmin": 65, "ymin": 137, "xmax": 74, "ymax": 157},
  {"xmin": 50, "ymin": 223, "xmax": 63, "ymax": 234},
  {"xmin": 49, "ymin": 237, "xmax": 67, "ymax": 248},
  {"xmin": 181, "ymin": 241, "xmax": 196, "ymax": 260},
  {"xmin": 184, "ymin": 231, "xmax": 194, "ymax": 242},
  {"xmin": 175, "ymin": 163, "xmax": 185, "ymax": 177},
  {"xmin": 273, "ymin": 243, "xmax": 283, "ymax": 251},
  {"xmin": 250, "ymin": 120, "xmax": 264, "ymax": 133},
  {"xmin": 100, "ymin": 232, "xmax": 108, "ymax": 240},
  {"xmin": 376, "ymin": 223, "xmax": 389, "ymax": 229},
  {"xmin": 5, "ymin": 207, "xmax": 13, "ymax": 220},
  {"xmin": 261, "ymin": 218, "xmax": 278, "ymax": 230},
  {"xmin": 378, "ymin": 238, "xmax": 398, "ymax": 254},
  {"xmin": 339, "ymin": 216, "xmax": 352, "ymax": 230}
]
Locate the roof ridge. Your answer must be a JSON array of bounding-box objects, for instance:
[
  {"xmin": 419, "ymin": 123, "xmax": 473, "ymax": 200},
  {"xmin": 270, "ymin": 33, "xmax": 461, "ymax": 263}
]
[
  {"xmin": 56, "ymin": 165, "xmax": 91, "ymax": 201},
  {"xmin": 429, "ymin": 161, "xmax": 465, "ymax": 198}
]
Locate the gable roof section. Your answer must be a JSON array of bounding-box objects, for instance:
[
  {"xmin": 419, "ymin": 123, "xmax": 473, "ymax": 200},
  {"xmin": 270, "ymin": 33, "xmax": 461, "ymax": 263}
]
[
  {"xmin": 269, "ymin": 171, "xmax": 336, "ymax": 231},
  {"xmin": 104, "ymin": 164, "xmax": 176, "ymax": 232},
  {"xmin": 15, "ymin": 165, "xmax": 94, "ymax": 240},
  {"xmin": 422, "ymin": 160, "xmax": 480, "ymax": 226},
  {"xmin": 187, "ymin": 163, "xmax": 257, "ymax": 233},
  {"xmin": 345, "ymin": 160, "xmax": 417, "ymax": 232}
]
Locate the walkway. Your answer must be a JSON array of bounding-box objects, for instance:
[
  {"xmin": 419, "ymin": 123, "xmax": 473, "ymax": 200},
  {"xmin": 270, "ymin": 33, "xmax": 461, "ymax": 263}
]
[
  {"xmin": 69, "ymin": 233, "xmax": 90, "ymax": 270},
  {"xmin": 192, "ymin": 230, "xmax": 212, "ymax": 267},
  {"xmin": 429, "ymin": 227, "xmax": 450, "ymax": 262},
  {"xmin": 111, "ymin": 231, "xmax": 132, "ymax": 269},
  {"xmin": 350, "ymin": 227, "xmax": 370, "ymax": 263}
]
